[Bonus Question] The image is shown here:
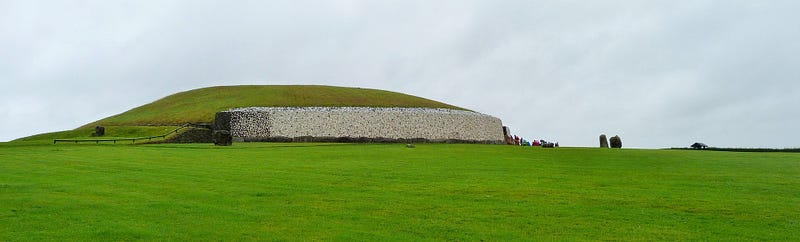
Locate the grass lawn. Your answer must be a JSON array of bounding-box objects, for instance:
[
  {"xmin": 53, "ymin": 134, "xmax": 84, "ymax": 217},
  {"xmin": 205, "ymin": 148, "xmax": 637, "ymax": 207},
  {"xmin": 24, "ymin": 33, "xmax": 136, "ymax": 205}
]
[{"xmin": 1, "ymin": 142, "xmax": 798, "ymax": 240}]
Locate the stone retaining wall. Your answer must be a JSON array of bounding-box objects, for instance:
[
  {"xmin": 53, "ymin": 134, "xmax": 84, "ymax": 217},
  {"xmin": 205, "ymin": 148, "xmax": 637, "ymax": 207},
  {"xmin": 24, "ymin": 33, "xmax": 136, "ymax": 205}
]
[
  {"xmin": 215, "ymin": 107, "xmax": 504, "ymax": 143},
  {"xmin": 166, "ymin": 127, "xmax": 213, "ymax": 143}
]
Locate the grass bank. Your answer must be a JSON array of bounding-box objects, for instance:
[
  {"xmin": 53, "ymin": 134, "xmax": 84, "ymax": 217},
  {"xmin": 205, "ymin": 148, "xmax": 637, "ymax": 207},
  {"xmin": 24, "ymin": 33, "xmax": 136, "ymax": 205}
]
[
  {"xmin": 14, "ymin": 126, "xmax": 180, "ymax": 142},
  {"xmin": 1, "ymin": 143, "xmax": 797, "ymax": 240}
]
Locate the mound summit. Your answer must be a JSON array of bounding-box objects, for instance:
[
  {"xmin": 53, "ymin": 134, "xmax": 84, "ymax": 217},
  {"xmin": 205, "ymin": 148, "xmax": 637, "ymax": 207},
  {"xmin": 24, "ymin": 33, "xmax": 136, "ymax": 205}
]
[{"xmin": 84, "ymin": 85, "xmax": 466, "ymax": 127}]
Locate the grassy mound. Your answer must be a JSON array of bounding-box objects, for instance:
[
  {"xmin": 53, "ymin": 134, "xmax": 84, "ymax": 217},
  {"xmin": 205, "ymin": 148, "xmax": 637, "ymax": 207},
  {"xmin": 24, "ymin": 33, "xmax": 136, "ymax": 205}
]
[
  {"xmin": 83, "ymin": 85, "xmax": 464, "ymax": 127},
  {"xmin": 15, "ymin": 85, "xmax": 464, "ymax": 141}
]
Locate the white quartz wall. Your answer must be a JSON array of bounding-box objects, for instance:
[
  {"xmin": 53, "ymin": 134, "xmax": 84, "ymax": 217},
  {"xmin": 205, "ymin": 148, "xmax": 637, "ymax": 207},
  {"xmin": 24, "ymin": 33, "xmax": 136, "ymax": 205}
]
[{"xmin": 221, "ymin": 107, "xmax": 504, "ymax": 143}]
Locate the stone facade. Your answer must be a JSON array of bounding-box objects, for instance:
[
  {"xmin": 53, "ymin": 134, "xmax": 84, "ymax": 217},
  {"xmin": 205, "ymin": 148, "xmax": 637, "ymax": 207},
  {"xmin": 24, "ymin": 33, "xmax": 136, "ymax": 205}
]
[{"xmin": 215, "ymin": 107, "xmax": 504, "ymax": 143}]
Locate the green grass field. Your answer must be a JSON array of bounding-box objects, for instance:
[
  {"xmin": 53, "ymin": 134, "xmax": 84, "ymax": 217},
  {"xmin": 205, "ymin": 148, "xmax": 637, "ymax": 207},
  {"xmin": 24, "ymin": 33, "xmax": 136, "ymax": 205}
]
[{"xmin": 1, "ymin": 142, "xmax": 797, "ymax": 240}]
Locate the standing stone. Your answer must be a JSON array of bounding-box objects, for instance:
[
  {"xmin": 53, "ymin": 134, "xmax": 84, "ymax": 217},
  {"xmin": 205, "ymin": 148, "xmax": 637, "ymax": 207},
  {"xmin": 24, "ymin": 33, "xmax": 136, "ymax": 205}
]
[
  {"xmin": 502, "ymin": 126, "xmax": 514, "ymax": 145},
  {"xmin": 93, "ymin": 126, "xmax": 105, "ymax": 137},
  {"xmin": 213, "ymin": 130, "xmax": 232, "ymax": 146},
  {"xmin": 609, "ymin": 135, "xmax": 622, "ymax": 148},
  {"xmin": 599, "ymin": 134, "xmax": 609, "ymax": 148}
]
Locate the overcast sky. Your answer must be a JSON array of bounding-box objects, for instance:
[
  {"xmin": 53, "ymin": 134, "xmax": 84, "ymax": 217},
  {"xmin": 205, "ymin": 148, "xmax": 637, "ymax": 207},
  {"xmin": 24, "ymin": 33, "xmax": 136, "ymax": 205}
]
[{"xmin": 2, "ymin": 0, "xmax": 798, "ymax": 148}]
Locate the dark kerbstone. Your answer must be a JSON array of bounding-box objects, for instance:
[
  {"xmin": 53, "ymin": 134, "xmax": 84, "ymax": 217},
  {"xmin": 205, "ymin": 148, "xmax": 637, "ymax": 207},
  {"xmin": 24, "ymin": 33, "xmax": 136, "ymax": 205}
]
[
  {"xmin": 93, "ymin": 126, "xmax": 105, "ymax": 137},
  {"xmin": 213, "ymin": 130, "xmax": 232, "ymax": 146}
]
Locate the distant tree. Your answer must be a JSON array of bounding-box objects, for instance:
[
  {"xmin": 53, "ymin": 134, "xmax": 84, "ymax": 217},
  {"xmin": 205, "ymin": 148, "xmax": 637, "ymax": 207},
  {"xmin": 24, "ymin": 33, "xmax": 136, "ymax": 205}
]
[
  {"xmin": 609, "ymin": 135, "xmax": 622, "ymax": 148},
  {"xmin": 599, "ymin": 134, "xmax": 609, "ymax": 148},
  {"xmin": 691, "ymin": 142, "xmax": 708, "ymax": 150}
]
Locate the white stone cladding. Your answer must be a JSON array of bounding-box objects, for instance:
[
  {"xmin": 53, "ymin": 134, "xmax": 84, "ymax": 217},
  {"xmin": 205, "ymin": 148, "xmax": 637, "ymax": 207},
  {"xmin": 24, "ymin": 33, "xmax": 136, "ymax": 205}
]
[{"xmin": 219, "ymin": 107, "xmax": 504, "ymax": 143}]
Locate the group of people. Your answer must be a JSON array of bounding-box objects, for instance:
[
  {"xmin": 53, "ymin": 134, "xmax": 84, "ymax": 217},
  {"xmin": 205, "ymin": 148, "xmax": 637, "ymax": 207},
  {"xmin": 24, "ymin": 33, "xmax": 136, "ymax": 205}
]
[
  {"xmin": 510, "ymin": 135, "xmax": 558, "ymax": 148},
  {"xmin": 503, "ymin": 127, "xmax": 558, "ymax": 147}
]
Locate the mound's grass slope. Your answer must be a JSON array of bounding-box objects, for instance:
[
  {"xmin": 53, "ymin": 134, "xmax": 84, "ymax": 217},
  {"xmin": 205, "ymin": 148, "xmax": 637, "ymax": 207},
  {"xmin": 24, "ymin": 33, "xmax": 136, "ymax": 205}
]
[
  {"xmin": 14, "ymin": 126, "xmax": 179, "ymax": 142},
  {"xmin": 1, "ymin": 143, "xmax": 798, "ymax": 240},
  {"xmin": 83, "ymin": 85, "xmax": 464, "ymax": 127}
]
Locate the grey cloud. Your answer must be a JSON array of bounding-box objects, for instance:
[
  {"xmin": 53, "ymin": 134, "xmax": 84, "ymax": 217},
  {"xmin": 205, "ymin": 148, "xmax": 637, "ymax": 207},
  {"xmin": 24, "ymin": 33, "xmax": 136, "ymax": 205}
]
[{"xmin": 2, "ymin": 0, "xmax": 798, "ymax": 148}]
